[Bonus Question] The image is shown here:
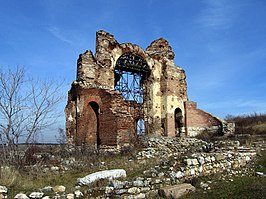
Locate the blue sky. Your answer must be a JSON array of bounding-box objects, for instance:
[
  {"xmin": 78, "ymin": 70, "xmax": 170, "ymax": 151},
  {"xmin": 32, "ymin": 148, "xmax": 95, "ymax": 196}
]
[{"xmin": 1, "ymin": 0, "xmax": 266, "ymax": 136}]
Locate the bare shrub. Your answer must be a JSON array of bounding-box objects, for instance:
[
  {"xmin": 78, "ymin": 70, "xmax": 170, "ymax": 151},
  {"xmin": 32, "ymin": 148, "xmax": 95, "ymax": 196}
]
[{"xmin": 0, "ymin": 67, "xmax": 64, "ymax": 165}]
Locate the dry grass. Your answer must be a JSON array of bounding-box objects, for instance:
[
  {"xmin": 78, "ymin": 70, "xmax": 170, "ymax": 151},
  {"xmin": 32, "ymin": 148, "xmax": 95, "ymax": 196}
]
[
  {"xmin": 4, "ymin": 150, "xmax": 160, "ymax": 198},
  {"xmin": 0, "ymin": 166, "xmax": 20, "ymax": 187},
  {"xmin": 226, "ymin": 113, "xmax": 266, "ymax": 135}
]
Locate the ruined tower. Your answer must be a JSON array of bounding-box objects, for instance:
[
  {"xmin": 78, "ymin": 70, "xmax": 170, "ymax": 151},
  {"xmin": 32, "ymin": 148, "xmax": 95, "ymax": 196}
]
[{"xmin": 65, "ymin": 30, "xmax": 233, "ymax": 150}]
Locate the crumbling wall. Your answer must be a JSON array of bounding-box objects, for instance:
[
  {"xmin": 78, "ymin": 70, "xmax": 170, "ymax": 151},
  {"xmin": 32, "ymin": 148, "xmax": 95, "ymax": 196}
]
[
  {"xmin": 65, "ymin": 85, "xmax": 137, "ymax": 149},
  {"xmin": 184, "ymin": 101, "xmax": 223, "ymax": 136},
  {"xmin": 146, "ymin": 38, "xmax": 188, "ymax": 137},
  {"xmin": 65, "ymin": 30, "xmax": 232, "ymax": 149}
]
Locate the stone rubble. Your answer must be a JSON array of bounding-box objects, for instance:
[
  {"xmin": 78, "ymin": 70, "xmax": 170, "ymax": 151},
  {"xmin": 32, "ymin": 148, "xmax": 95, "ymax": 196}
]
[
  {"xmin": 0, "ymin": 186, "xmax": 7, "ymax": 194},
  {"xmin": 1, "ymin": 136, "xmax": 264, "ymax": 198},
  {"xmin": 158, "ymin": 183, "xmax": 196, "ymax": 199},
  {"xmin": 28, "ymin": 192, "xmax": 44, "ymax": 198},
  {"xmin": 14, "ymin": 193, "xmax": 29, "ymax": 199}
]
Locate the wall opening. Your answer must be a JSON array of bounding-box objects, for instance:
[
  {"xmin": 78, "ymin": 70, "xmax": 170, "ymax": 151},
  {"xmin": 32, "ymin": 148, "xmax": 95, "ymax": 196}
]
[
  {"xmin": 114, "ymin": 53, "xmax": 150, "ymax": 135},
  {"xmin": 114, "ymin": 53, "xmax": 150, "ymax": 102},
  {"xmin": 115, "ymin": 72, "xmax": 144, "ymax": 103},
  {"xmin": 88, "ymin": 101, "xmax": 100, "ymax": 148},
  {"xmin": 136, "ymin": 118, "xmax": 145, "ymax": 135},
  {"xmin": 175, "ymin": 108, "xmax": 183, "ymax": 136}
]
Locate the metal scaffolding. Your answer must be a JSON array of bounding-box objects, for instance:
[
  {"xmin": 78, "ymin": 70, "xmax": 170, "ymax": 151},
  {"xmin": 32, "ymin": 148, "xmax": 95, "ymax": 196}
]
[{"xmin": 114, "ymin": 53, "xmax": 150, "ymax": 135}]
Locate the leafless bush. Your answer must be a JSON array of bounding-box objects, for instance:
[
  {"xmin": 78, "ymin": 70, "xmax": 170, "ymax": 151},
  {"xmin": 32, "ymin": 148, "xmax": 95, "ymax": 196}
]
[{"xmin": 0, "ymin": 67, "xmax": 64, "ymax": 165}]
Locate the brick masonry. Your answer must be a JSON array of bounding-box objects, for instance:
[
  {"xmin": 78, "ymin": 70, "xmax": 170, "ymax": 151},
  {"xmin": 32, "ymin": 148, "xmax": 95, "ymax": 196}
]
[{"xmin": 65, "ymin": 30, "xmax": 234, "ymax": 150}]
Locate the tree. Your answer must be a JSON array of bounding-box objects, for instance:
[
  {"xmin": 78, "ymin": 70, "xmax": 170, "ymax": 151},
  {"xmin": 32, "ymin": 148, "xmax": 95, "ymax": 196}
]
[{"xmin": 0, "ymin": 67, "xmax": 64, "ymax": 150}]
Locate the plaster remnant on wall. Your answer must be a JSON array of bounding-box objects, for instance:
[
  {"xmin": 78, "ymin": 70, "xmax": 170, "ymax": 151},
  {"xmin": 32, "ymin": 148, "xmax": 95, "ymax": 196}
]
[
  {"xmin": 68, "ymin": 115, "xmax": 73, "ymax": 122},
  {"xmin": 65, "ymin": 30, "xmax": 234, "ymax": 150}
]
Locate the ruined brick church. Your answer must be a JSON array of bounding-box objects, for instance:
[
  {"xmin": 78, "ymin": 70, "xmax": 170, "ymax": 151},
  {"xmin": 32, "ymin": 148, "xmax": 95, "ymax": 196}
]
[{"xmin": 65, "ymin": 30, "xmax": 233, "ymax": 150}]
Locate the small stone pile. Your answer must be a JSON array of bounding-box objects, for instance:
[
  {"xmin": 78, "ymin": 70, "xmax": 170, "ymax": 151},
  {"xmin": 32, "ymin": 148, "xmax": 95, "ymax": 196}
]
[{"xmin": 0, "ymin": 185, "xmax": 84, "ymax": 199}]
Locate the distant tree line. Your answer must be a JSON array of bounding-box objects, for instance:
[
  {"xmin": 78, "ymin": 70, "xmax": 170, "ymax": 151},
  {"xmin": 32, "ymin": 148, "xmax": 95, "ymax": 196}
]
[{"xmin": 225, "ymin": 113, "xmax": 266, "ymax": 135}]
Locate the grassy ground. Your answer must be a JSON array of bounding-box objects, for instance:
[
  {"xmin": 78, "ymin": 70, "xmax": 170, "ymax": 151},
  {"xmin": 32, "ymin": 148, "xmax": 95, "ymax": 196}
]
[
  {"xmin": 1, "ymin": 151, "xmax": 160, "ymax": 197},
  {"xmin": 2, "ymin": 149, "xmax": 266, "ymax": 198},
  {"xmin": 2, "ymin": 112, "xmax": 266, "ymax": 198},
  {"xmin": 181, "ymin": 176, "xmax": 266, "ymax": 199}
]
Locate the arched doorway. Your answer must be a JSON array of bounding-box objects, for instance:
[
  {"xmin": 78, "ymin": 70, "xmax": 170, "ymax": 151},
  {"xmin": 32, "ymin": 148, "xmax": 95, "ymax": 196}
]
[
  {"xmin": 175, "ymin": 108, "xmax": 183, "ymax": 136},
  {"xmin": 88, "ymin": 101, "xmax": 100, "ymax": 148}
]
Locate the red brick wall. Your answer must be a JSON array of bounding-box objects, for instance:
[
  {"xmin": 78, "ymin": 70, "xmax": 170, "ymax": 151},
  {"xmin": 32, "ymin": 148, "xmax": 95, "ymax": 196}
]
[
  {"xmin": 165, "ymin": 113, "xmax": 175, "ymax": 137},
  {"xmin": 184, "ymin": 101, "xmax": 222, "ymax": 129},
  {"xmin": 68, "ymin": 86, "xmax": 137, "ymax": 148}
]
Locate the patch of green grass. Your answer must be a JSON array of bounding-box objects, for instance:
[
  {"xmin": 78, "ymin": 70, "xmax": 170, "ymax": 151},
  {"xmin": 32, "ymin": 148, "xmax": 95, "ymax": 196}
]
[
  {"xmin": 254, "ymin": 151, "xmax": 266, "ymax": 173},
  {"xmin": 181, "ymin": 176, "xmax": 266, "ymax": 199}
]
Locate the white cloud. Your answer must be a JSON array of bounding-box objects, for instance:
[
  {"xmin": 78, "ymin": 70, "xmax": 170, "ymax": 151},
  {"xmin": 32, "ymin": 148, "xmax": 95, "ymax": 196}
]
[
  {"xmin": 46, "ymin": 26, "xmax": 74, "ymax": 45},
  {"xmin": 197, "ymin": 0, "xmax": 238, "ymax": 29}
]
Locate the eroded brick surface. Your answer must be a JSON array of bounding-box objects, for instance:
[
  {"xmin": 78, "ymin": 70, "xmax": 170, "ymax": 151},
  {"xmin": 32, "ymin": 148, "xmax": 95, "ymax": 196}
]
[{"xmin": 65, "ymin": 30, "xmax": 234, "ymax": 150}]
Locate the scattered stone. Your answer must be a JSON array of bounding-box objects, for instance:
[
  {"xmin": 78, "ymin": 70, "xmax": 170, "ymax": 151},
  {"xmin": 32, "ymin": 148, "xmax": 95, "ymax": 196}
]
[
  {"xmin": 29, "ymin": 192, "xmax": 44, "ymax": 198},
  {"xmin": 256, "ymin": 172, "xmax": 266, "ymax": 177},
  {"xmin": 105, "ymin": 186, "xmax": 114, "ymax": 194},
  {"xmin": 74, "ymin": 190, "xmax": 83, "ymax": 198},
  {"xmin": 128, "ymin": 187, "xmax": 140, "ymax": 194},
  {"xmin": 134, "ymin": 193, "xmax": 145, "ymax": 199},
  {"xmin": 53, "ymin": 193, "xmax": 61, "ymax": 199},
  {"xmin": 190, "ymin": 168, "xmax": 195, "ymax": 175},
  {"xmin": 77, "ymin": 169, "xmax": 126, "ymax": 186},
  {"xmin": 133, "ymin": 180, "xmax": 144, "ymax": 187},
  {"xmin": 52, "ymin": 185, "xmax": 66, "ymax": 193},
  {"xmin": 0, "ymin": 186, "xmax": 7, "ymax": 194},
  {"xmin": 176, "ymin": 171, "xmax": 184, "ymax": 178},
  {"xmin": 66, "ymin": 193, "xmax": 74, "ymax": 199},
  {"xmin": 191, "ymin": 159, "xmax": 199, "ymax": 165},
  {"xmin": 215, "ymin": 154, "xmax": 225, "ymax": 161},
  {"xmin": 109, "ymin": 179, "xmax": 125, "ymax": 189},
  {"xmin": 14, "ymin": 193, "xmax": 29, "ymax": 199},
  {"xmin": 185, "ymin": 159, "xmax": 193, "ymax": 166},
  {"xmin": 114, "ymin": 189, "xmax": 127, "ymax": 195},
  {"xmin": 140, "ymin": 187, "xmax": 150, "ymax": 193},
  {"xmin": 50, "ymin": 166, "xmax": 60, "ymax": 171},
  {"xmin": 159, "ymin": 183, "xmax": 196, "ymax": 199},
  {"xmin": 40, "ymin": 186, "xmax": 53, "ymax": 193},
  {"xmin": 202, "ymin": 143, "xmax": 213, "ymax": 152},
  {"xmin": 200, "ymin": 182, "xmax": 209, "ymax": 190}
]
